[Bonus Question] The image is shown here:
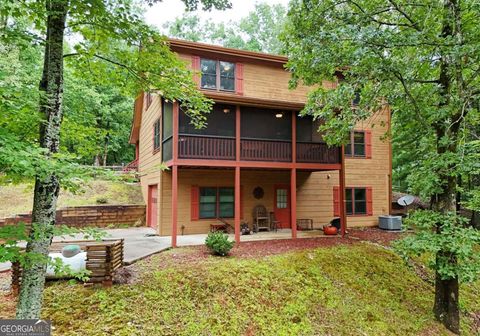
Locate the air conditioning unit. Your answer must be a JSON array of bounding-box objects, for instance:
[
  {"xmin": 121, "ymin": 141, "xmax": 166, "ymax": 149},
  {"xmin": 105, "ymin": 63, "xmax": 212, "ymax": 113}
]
[{"xmin": 378, "ymin": 215, "xmax": 402, "ymax": 231}]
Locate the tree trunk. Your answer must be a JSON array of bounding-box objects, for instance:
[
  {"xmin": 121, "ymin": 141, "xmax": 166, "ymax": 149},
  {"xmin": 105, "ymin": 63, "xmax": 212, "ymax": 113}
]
[
  {"xmin": 432, "ymin": 174, "xmax": 460, "ymax": 334},
  {"xmin": 434, "ymin": 270, "xmax": 460, "ymax": 333},
  {"xmin": 16, "ymin": 0, "xmax": 68, "ymax": 319}
]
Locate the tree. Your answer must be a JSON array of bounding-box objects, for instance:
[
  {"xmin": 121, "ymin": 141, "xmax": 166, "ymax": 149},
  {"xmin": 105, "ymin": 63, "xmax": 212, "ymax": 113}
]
[
  {"xmin": 282, "ymin": 0, "xmax": 480, "ymax": 333},
  {"xmin": 1, "ymin": 0, "xmax": 230, "ymax": 319},
  {"xmin": 163, "ymin": 2, "xmax": 287, "ymax": 54}
]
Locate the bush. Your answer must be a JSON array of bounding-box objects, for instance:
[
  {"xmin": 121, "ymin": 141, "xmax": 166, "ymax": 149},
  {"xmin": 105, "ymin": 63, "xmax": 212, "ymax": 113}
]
[
  {"xmin": 205, "ymin": 231, "xmax": 234, "ymax": 256},
  {"xmin": 96, "ymin": 197, "xmax": 108, "ymax": 204}
]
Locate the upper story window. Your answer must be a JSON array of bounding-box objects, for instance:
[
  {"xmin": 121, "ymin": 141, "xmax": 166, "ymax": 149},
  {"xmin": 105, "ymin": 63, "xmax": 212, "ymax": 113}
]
[
  {"xmin": 200, "ymin": 59, "xmax": 235, "ymax": 92},
  {"xmin": 345, "ymin": 131, "xmax": 365, "ymax": 157},
  {"xmin": 153, "ymin": 118, "xmax": 161, "ymax": 153}
]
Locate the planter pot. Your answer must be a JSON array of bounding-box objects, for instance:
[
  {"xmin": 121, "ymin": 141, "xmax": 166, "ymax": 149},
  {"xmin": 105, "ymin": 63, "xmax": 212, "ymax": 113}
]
[{"xmin": 323, "ymin": 225, "xmax": 338, "ymax": 235}]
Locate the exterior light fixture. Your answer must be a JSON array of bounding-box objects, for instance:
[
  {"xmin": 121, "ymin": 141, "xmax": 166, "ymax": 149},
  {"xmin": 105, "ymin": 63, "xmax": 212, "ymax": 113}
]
[
  {"xmin": 223, "ymin": 108, "xmax": 230, "ymax": 113},
  {"xmin": 275, "ymin": 113, "xmax": 283, "ymax": 118}
]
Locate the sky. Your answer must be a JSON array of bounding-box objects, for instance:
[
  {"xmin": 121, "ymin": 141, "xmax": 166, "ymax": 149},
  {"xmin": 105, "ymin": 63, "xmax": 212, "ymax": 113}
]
[{"xmin": 144, "ymin": 0, "xmax": 290, "ymax": 31}]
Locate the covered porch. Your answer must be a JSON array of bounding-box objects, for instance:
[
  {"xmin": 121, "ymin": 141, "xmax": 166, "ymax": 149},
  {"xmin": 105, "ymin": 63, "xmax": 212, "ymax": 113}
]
[{"xmin": 165, "ymin": 166, "xmax": 347, "ymax": 246}]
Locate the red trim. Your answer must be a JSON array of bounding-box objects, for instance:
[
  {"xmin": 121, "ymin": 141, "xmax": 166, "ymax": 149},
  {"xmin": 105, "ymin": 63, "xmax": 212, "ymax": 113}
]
[
  {"xmin": 172, "ymin": 102, "xmax": 179, "ymax": 162},
  {"xmin": 234, "ymin": 167, "xmax": 241, "ymax": 243},
  {"xmin": 291, "ymin": 111, "xmax": 296, "ymax": 163},
  {"xmin": 333, "ymin": 186, "xmax": 340, "ymax": 217},
  {"xmin": 236, "ymin": 105, "xmax": 241, "ymax": 161},
  {"xmin": 366, "ymin": 186, "xmax": 373, "ymax": 215},
  {"xmin": 171, "ymin": 165, "xmax": 178, "ymax": 247},
  {"xmin": 365, "ymin": 130, "xmax": 372, "ymax": 159},
  {"xmin": 191, "ymin": 56, "xmax": 200, "ymax": 87},
  {"xmin": 191, "ymin": 185, "xmax": 200, "ymax": 221},
  {"xmin": 290, "ymin": 169, "xmax": 297, "ymax": 238},
  {"xmin": 235, "ymin": 63, "xmax": 244, "ymax": 95},
  {"xmin": 170, "ymin": 159, "xmax": 341, "ymax": 170},
  {"xmin": 339, "ymin": 146, "xmax": 347, "ymax": 237}
]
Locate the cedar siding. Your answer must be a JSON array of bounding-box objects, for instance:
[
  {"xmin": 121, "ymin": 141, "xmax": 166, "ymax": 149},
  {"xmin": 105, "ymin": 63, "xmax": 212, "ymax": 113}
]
[{"xmin": 131, "ymin": 39, "xmax": 392, "ymax": 238}]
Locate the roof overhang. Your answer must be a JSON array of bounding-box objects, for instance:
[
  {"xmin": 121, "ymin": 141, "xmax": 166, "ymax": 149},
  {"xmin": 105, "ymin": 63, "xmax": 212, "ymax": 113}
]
[
  {"xmin": 167, "ymin": 39, "xmax": 288, "ymax": 68},
  {"xmin": 129, "ymin": 93, "xmax": 144, "ymax": 144}
]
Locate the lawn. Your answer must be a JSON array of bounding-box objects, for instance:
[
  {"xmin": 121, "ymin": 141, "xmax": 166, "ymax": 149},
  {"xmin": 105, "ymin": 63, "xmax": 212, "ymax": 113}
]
[
  {"xmin": 0, "ymin": 179, "xmax": 143, "ymax": 218},
  {"xmin": 3, "ymin": 239, "xmax": 477, "ymax": 335}
]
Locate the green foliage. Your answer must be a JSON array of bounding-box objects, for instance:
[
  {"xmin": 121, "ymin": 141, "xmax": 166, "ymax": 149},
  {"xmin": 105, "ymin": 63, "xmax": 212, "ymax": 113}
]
[
  {"xmin": 30, "ymin": 244, "xmax": 479, "ymax": 334},
  {"xmin": 163, "ymin": 3, "xmax": 287, "ymax": 54},
  {"xmin": 394, "ymin": 211, "xmax": 480, "ymax": 282},
  {"xmin": 204, "ymin": 231, "xmax": 234, "ymax": 256}
]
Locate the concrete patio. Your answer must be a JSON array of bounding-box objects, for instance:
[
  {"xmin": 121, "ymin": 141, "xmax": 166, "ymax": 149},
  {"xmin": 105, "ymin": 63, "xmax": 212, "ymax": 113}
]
[{"xmin": 0, "ymin": 227, "xmax": 331, "ymax": 272}]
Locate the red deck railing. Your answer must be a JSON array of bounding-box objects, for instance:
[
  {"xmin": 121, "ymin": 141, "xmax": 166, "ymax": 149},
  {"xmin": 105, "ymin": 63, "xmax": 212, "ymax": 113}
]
[
  {"xmin": 296, "ymin": 142, "xmax": 340, "ymax": 164},
  {"xmin": 176, "ymin": 135, "xmax": 340, "ymax": 164},
  {"xmin": 178, "ymin": 134, "xmax": 236, "ymax": 160},
  {"xmin": 123, "ymin": 159, "xmax": 138, "ymax": 172},
  {"xmin": 240, "ymin": 139, "xmax": 292, "ymax": 162}
]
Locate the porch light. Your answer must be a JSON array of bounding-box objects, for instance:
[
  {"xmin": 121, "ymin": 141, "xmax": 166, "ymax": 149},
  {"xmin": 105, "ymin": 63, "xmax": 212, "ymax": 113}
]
[
  {"xmin": 275, "ymin": 112, "xmax": 283, "ymax": 118},
  {"xmin": 223, "ymin": 108, "xmax": 230, "ymax": 113}
]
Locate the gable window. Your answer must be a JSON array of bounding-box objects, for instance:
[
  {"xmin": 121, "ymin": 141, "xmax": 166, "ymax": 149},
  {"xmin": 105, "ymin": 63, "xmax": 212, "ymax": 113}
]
[
  {"xmin": 345, "ymin": 188, "xmax": 367, "ymax": 215},
  {"xmin": 153, "ymin": 118, "xmax": 160, "ymax": 153},
  {"xmin": 200, "ymin": 59, "xmax": 235, "ymax": 92},
  {"xmin": 199, "ymin": 187, "xmax": 234, "ymax": 219},
  {"xmin": 345, "ymin": 131, "xmax": 365, "ymax": 157}
]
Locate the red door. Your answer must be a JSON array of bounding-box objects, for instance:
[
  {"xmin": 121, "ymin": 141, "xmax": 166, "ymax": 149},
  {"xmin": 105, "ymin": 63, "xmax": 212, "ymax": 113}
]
[
  {"xmin": 147, "ymin": 185, "xmax": 158, "ymax": 229},
  {"xmin": 274, "ymin": 185, "xmax": 290, "ymax": 229}
]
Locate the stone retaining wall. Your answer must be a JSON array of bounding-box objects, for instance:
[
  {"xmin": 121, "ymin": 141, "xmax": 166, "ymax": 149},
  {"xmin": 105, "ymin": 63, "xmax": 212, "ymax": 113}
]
[{"xmin": 0, "ymin": 205, "xmax": 146, "ymax": 228}]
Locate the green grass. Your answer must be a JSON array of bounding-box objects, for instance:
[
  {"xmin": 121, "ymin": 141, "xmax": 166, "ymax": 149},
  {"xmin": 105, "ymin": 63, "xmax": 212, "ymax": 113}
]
[
  {"xmin": 0, "ymin": 180, "xmax": 143, "ymax": 217},
  {"xmin": 40, "ymin": 243, "xmax": 480, "ymax": 335}
]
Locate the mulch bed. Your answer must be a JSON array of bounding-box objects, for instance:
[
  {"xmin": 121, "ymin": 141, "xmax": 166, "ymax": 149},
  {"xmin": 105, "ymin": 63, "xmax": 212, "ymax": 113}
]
[{"xmin": 137, "ymin": 227, "xmax": 402, "ymax": 271}]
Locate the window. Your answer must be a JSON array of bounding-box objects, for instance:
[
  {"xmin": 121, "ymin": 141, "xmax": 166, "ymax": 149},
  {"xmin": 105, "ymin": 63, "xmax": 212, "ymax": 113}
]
[
  {"xmin": 345, "ymin": 188, "xmax": 367, "ymax": 215},
  {"xmin": 276, "ymin": 189, "xmax": 288, "ymax": 209},
  {"xmin": 199, "ymin": 187, "xmax": 234, "ymax": 219},
  {"xmin": 153, "ymin": 119, "xmax": 160, "ymax": 152},
  {"xmin": 345, "ymin": 131, "xmax": 365, "ymax": 157},
  {"xmin": 200, "ymin": 59, "xmax": 235, "ymax": 92}
]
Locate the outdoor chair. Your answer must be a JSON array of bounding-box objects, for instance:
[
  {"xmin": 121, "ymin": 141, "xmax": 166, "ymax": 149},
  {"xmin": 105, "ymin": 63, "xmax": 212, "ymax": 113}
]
[
  {"xmin": 252, "ymin": 205, "xmax": 270, "ymax": 232},
  {"xmin": 269, "ymin": 212, "xmax": 280, "ymax": 232}
]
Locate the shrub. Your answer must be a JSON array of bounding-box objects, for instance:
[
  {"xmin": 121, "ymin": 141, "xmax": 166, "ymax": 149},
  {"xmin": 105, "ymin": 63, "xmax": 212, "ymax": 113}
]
[
  {"xmin": 96, "ymin": 197, "xmax": 108, "ymax": 204},
  {"xmin": 205, "ymin": 231, "xmax": 234, "ymax": 256}
]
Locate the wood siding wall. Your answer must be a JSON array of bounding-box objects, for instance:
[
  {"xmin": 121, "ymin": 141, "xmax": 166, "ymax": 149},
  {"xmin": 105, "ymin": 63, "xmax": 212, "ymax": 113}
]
[{"xmin": 138, "ymin": 95, "xmax": 162, "ymax": 225}]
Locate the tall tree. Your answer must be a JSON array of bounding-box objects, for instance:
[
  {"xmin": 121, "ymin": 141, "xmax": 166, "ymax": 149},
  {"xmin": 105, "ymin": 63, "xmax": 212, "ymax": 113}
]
[
  {"xmin": 1, "ymin": 0, "xmax": 230, "ymax": 319},
  {"xmin": 282, "ymin": 0, "xmax": 480, "ymax": 333},
  {"xmin": 163, "ymin": 2, "xmax": 287, "ymax": 54}
]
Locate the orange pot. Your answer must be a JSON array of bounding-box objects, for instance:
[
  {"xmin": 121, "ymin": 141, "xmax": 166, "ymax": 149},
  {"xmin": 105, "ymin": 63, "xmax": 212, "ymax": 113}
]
[{"xmin": 323, "ymin": 225, "xmax": 338, "ymax": 235}]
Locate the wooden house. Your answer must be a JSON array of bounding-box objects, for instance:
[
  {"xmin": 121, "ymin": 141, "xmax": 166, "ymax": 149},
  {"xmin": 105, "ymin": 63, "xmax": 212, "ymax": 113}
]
[{"xmin": 128, "ymin": 39, "xmax": 392, "ymax": 246}]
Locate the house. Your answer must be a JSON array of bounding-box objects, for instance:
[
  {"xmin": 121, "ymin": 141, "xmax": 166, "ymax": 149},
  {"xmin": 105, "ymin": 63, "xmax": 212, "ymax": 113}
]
[{"xmin": 128, "ymin": 39, "xmax": 392, "ymax": 246}]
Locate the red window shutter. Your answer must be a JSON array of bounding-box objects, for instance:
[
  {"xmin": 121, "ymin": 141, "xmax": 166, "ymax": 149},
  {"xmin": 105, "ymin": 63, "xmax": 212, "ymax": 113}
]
[
  {"xmin": 366, "ymin": 187, "xmax": 373, "ymax": 216},
  {"xmin": 191, "ymin": 185, "xmax": 200, "ymax": 221},
  {"xmin": 191, "ymin": 56, "xmax": 201, "ymax": 87},
  {"xmin": 333, "ymin": 186, "xmax": 340, "ymax": 217},
  {"xmin": 365, "ymin": 130, "xmax": 372, "ymax": 158},
  {"xmin": 235, "ymin": 63, "xmax": 244, "ymax": 95}
]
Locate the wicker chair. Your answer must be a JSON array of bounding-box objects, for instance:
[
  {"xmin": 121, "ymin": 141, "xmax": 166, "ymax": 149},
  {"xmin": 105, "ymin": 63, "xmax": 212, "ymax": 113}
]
[{"xmin": 252, "ymin": 205, "xmax": 270, "ymax": 232}]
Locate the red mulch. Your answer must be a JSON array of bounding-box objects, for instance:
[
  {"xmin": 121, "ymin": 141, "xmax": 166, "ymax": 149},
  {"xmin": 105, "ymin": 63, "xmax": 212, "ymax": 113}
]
[
  {"xmin": 348, "ymin": 227, "xmax": 405, "ymax": 246},
  {"xmin": 139, "ymin": 227, "xmax": 402, "ymax": 271}
]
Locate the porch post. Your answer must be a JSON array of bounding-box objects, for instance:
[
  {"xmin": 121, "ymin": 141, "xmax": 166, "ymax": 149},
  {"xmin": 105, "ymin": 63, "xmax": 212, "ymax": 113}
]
[
  {"xmin": 171, "ymin": 165, "xmax": 178, "ymax": 247},
  {"xmin": 290, "ymin": 168, "xmax": 297, "ymax": 239},
  {"xmin": 339, "ymin": 145, "xmax": 347, "ymax": 237},
  {"xmin": 234, "ymin": 166, "xmax": 241, "ymax": 243}
]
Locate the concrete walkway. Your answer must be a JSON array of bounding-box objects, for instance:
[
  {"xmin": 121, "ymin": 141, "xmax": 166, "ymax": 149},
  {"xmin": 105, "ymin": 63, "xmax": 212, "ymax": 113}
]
[
  {"xmin": 0, "ymin": 227, "xmax": 207, "ymax": 272},
  {"xmin": 0, "ymin": 227, "xmax": 328, "ymax": 272}
]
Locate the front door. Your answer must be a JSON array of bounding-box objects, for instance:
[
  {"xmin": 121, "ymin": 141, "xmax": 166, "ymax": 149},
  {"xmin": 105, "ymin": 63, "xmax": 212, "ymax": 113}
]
[
  {"xmin": 147, "ymin": 184, "xmax": 158, "ymax": 229},
  {"xmin": 274, "ymin": 185, "xmax": 290, "ymax": 229}
]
